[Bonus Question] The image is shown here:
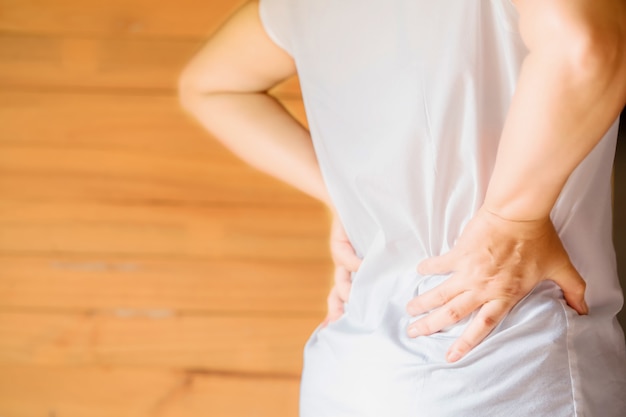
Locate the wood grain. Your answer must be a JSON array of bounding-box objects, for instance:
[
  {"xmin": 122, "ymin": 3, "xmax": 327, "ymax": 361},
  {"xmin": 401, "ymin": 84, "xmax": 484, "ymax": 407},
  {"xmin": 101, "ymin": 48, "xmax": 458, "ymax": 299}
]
[
  {"xmin": 0, "ymin": 201, "xmax": 329, "ymax": 260},
  {"xmin": 0, "ymin": 92, "xmax": 309, "ymax": 205},
  {"xmin": 0, "ymin": 2, "xmax": 317, "ymax": 415},
  {"xmin": 0, "ymin": 312, "xmax": 317, "ymax": 374},
  {"xmin": 0, "ymin": 170, "xmax": 311, "ymax": 207},
  {"xmin": 0, "ymin": 91, "xmax": 307, "ymax": 150},
  {"xmin": 0, "ymin": 0, "xmax": 247, "ymax": 39},
  {"xmin": 0, "ymin": 364, "xmax": 299, "ymax": 417},
  {"xmin": 0, "ymin": 145, "xmax": 315, "ymax": 206},
  {"xmin": 0, "ymin": 255, "xmax": 331, "ymax": 314},
  {"xmin": 0, "ymin": 34, "xmax": 302, "ymax": 95},
  {"xmin": 0, "ymin": 34, "xmax": 198, "ymax": 91}
]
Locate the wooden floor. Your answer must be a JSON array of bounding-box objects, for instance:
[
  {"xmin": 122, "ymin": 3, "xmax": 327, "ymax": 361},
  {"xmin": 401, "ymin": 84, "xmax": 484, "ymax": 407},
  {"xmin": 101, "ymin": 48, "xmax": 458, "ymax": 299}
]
[
  {"xmin": 0, "ymin": 1, "xmax": 330, "ymax": 416},
  {"xmin": 1, "ymin": 2, "xmax": 625, "ymax": 416}
]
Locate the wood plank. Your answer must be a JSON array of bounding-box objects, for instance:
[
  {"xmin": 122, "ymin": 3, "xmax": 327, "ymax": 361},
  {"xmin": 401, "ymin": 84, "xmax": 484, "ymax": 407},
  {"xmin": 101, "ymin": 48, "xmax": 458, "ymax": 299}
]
[
  {"xmin": 0, "ymin": 364, "xmax": 299, "ymax": 417},
  {"xmin": 0, "ymin": 146, "xmax": 316, "ymax": 206},
  {"xmin": 0, "ymin": 91, "xmax": 309, "ymax": 205},
  {"xmin": 0, "ymin": 201, "xmax": 330, "ymax": 260},
  {"xmin": 0, "ymin": 255, "xmax": 331, "ymax": 313},
  {"xmin": 0, "ymin": 171, "xmax": 313, "ymax": 206},
  {"xmin": 0, "ymin": 90, "xmax": 225, "ymax": 153},
  {"xmin": 0, "ymin": 312, "xmax": 317, "ymax": 374},
  {"xmin": 0, "ymin": 34, "xmax": 197, "ymax": 91},
  {"xmin": 0, "ymin": 91, "xmax": 307, "ymax": 150},
  {"xmin": 0, "ymin": 34, "xmax": 302, "ymax": 95},
  {"xmin": 0, "ymin": 0, "xmax": 247, "ymax": 40}
]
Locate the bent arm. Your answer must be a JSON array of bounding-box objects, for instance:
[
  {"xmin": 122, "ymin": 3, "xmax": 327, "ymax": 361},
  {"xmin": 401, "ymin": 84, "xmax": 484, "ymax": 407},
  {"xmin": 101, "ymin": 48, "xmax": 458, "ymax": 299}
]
[
  {"xmin": 485, "ymin": 0, "xmax": 626, "ymax": 220},
  {"xmin": 178, "ymin": 1, "xmax": 332, "ymax": 206},
  {"xmin": 407, "ymin": 0, "xmax": 626, "ymax": 362}
]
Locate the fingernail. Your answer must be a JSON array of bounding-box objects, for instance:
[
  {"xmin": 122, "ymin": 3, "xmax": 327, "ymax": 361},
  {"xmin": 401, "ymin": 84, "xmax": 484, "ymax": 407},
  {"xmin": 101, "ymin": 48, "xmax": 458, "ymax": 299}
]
[
  {"xmin": 446, "ymin": 349, "xmax": 462, "ymax": 363},
  {"xmin": 408, "ymin": 327, "xmax": 419, "ymax": 338}
]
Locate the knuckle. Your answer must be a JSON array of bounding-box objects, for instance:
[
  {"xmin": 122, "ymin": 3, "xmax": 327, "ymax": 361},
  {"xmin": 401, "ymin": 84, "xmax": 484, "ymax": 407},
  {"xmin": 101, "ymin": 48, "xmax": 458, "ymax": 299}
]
[
  {"xmin": 502, "ymin": 282, "xmax": 523, "ymax": 298},
  {"xmin": 488, "ymin": 274, "xmax": 524, "ymax": 299},
  {"xmin": 480, "ymin": 314, "xmax": 498, "ymax": 329},
  {"xmin": 444, "ymin": 307, "xmax": 463, "ymax": 323},
  {"xmin": 436, "ymin": 289, "xmax": 450, "ymax": 305}
]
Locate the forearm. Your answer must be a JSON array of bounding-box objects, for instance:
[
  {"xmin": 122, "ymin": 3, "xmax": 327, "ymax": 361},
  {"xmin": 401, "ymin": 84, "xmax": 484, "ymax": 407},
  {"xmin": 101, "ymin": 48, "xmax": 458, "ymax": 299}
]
[
  {"xmin": 181, "ymin": 90, "xmax": 332, "ymax": 207},
  {"xmin": 484, "ymin": 0, "xmax": 626, "ymax": 221},
  {"xmin": 177, "ymin": 1, "xmax": 332, "ymax": 209}
]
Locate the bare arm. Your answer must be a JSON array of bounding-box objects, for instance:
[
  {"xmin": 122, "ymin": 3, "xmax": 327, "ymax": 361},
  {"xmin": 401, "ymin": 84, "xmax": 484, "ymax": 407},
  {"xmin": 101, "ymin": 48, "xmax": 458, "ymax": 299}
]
[
  {"xmin": 407, "ymin": 0, "xmax": 626, "ymax": 362},
  {"xmin": 179, "ymin": 1, "xmax": 361, "ymax": 322},
  {"xmin": 178, "ymin": 1, "xmax": 331, "ymax": 206},
  {"xmin": 486, "ymin": 0, "xmax": 626, "ymax": 219}
]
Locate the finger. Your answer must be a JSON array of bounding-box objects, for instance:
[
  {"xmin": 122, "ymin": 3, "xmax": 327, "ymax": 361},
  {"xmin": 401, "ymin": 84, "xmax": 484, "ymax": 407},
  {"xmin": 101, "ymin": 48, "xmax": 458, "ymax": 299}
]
[
  {"xmin": 333, "ymin": 241, "xmax": 362, "ymax": 272},
  {"xmin": 323, "ymin": 286, "xmax": 345, "ymax": 326},
  {"xmin": 406, "ymin": 277, "xmax": 463, "ymax": 316},
  {"xmin": 406, "ymin": 291, "xmax": 479, "ymax": 337},
  {"xmin": 549, "ymin": 263, "xmax": 588, "ymax": 315},
  {"xmin": 417, "ymin": 251, "xmax": 456, "ymax": 276},
  {"xmin": 446, "ymin": 299, "xmax": 510, "ymax": 363},
  {"xmin": 334, "ymin": 266, "xmax": 352, "ymax": 302}
]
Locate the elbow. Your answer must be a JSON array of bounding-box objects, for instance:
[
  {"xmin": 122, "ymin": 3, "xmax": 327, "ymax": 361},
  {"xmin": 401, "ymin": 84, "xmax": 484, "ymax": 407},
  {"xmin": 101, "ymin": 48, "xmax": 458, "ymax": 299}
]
[
  {"xmin": 566, "ymin": 23, "xmax": 625, "ymax": 86},
  {"xmin": 178, "ymin": 67, "xmax": 202, "ymax": 115},
  {"xmin": 177, "ymin": 63, "xmax": 221, "ymax": 116},
  {"xmin": 545, "ymin": 10, "xmax": 626, "ymax": 94},
  {"xmin": 523, "ymin": 4, "xmax": 626, "ymax": 95}
]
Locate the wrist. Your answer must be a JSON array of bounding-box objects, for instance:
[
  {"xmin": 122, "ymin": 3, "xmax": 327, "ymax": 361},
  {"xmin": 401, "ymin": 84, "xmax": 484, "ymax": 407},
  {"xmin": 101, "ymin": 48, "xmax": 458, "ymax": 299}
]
[
  {"xmin": 482, "ymin": 183, "xmax": 557, "ymax": 223},
  {"xmin": 480, "ymin": 204, "xmax": 550, "ymax": 224},
  {"xmin": 476, "ymin": 205, "xmax": 552, "ymax": 240}
]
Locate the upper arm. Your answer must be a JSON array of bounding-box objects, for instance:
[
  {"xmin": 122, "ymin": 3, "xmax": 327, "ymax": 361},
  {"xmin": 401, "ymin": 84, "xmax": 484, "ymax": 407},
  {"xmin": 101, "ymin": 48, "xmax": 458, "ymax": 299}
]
[
  {"xmin": 179, "ymin": 1, "xmax": 296, "ymax": 95},
  {"xmin": 513, "ymin": 0, "xmax": 626, "ymax": 52}
]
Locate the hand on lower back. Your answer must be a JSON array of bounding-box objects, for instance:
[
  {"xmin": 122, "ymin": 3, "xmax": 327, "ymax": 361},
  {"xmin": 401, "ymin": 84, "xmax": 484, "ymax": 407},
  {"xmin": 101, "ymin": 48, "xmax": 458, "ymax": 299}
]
[
  {"xmin": 322, "ymin": 216, "xmax": 362, "ymax": 326},
  {"xmin": 405, "ymin": 206, "xmax": 588, "ymax": 362}
]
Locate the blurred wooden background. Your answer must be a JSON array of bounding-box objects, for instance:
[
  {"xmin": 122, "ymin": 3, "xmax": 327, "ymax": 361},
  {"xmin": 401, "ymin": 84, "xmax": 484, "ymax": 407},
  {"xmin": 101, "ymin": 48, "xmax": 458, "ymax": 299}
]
[
  {"xmin": 0, "ymin": 1, "xmax": 332, "ymax": 416},
  {"xmin": 1, "ymin": 1, "xmax": 625, "ymax": 416}
]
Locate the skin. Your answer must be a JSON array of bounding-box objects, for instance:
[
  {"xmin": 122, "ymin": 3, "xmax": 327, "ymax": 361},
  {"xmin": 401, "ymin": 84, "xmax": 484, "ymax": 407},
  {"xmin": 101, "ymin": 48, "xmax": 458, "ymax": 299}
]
[
  {"xmin": 179, "ymin": 0, "xmax": 626, "ymax": 363},
  {"xmin": 178, "ymin": 0, "xmax": 361, "ymax": 326},
  {"xmin": 407, "ymin": 0, "xmax": 626, "ymax": 362}
]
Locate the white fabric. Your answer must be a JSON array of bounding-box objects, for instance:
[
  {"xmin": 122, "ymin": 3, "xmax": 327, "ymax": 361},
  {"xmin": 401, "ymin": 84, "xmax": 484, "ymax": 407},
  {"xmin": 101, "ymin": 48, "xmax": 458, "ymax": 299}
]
[{"xmin": 259, "ymin": 1, "xmax": 626, "ymax": 415}]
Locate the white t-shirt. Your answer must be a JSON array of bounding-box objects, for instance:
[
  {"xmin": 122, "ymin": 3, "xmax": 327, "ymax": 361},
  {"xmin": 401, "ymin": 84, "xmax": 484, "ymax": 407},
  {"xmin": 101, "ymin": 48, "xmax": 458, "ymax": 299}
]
[{"xmin": 260, "ymin": 1, "xmax": 626, "ymax": 415}]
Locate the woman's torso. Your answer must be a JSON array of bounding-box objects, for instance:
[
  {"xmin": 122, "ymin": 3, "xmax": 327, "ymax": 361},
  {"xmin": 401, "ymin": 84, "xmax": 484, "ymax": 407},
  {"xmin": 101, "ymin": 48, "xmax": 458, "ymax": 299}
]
[{"xmin": 259, "ymin": 1, "xmax": 626, "ymax": 415}]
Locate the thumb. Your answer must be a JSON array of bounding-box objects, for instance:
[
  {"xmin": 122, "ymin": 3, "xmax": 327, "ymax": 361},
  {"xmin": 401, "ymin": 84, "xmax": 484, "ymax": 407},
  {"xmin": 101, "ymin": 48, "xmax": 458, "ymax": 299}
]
[{"xmin": 549, "ymin": 263, "xmax": 588, "ymax": 315}]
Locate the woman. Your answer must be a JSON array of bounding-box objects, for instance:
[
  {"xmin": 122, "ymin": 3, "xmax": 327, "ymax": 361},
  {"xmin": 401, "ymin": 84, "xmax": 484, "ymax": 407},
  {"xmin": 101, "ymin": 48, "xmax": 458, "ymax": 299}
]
[{"xmin": 179, "ymin": 0, "xmax": 626, "ymax": 415}]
